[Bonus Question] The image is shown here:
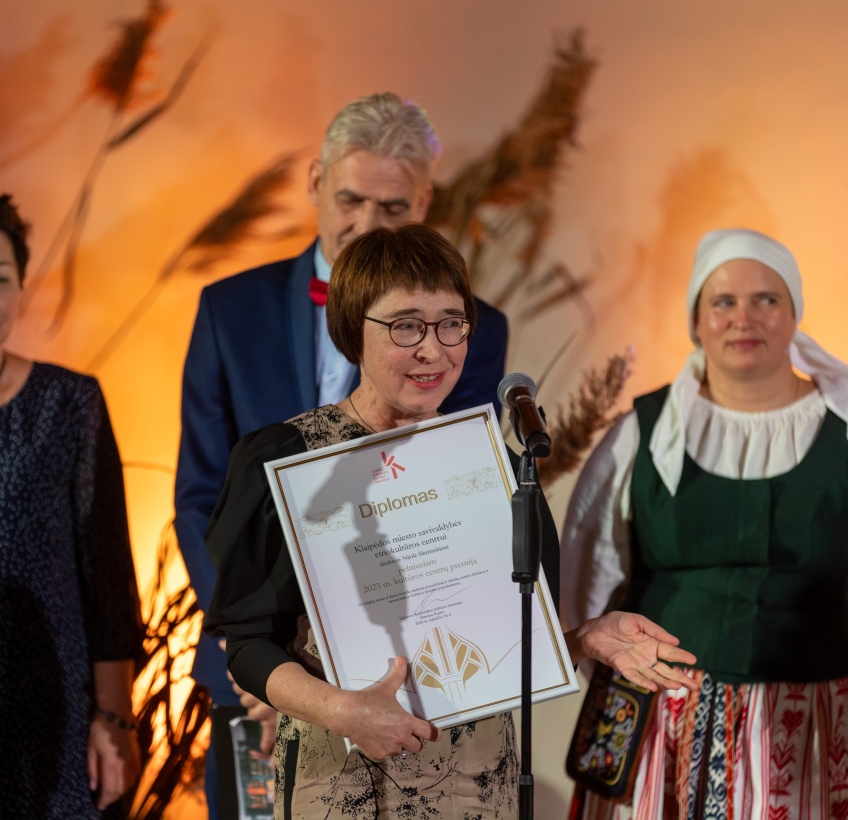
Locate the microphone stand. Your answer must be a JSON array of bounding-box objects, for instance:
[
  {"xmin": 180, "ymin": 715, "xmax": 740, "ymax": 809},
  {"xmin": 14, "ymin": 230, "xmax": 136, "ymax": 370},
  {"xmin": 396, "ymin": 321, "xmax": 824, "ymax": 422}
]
[{"xmin": 511, "ymin": 446, "xmax": 544, "ymax": 820}]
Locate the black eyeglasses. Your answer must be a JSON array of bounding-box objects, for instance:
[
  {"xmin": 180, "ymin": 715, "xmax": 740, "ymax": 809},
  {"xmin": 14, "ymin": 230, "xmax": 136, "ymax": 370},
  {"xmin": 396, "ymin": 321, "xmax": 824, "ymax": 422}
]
[{"xmin": 364, "ymin": 315, "xmax": 470, "ymax": 347}]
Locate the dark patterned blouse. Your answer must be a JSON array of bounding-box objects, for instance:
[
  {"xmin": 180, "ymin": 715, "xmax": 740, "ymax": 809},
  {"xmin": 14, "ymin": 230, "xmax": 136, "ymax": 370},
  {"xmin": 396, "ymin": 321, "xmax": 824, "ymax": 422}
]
[{"xmin": 0, "ymin": 363, "xmax": 143, "ymax": 818}]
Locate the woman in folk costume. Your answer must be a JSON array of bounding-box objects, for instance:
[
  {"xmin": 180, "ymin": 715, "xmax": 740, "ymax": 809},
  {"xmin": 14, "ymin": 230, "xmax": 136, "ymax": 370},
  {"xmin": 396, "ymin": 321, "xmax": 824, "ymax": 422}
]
[{"xmin": 561, "ymin": 228, "xmax": 848, "ymax": 819}]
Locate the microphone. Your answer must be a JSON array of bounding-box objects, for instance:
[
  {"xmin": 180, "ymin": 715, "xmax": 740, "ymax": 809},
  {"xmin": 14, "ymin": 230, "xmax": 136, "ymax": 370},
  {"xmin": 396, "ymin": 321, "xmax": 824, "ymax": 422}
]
[{"xmin": 497, "ymin": 373, "xmax": 551, "ymax": 458}]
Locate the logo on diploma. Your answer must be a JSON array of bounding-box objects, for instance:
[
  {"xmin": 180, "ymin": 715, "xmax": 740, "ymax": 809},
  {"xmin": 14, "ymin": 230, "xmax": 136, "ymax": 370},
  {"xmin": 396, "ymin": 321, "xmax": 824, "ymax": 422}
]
[{"xmin": 372, "ymin": 450, "xmax": 406, "ymax": 482}]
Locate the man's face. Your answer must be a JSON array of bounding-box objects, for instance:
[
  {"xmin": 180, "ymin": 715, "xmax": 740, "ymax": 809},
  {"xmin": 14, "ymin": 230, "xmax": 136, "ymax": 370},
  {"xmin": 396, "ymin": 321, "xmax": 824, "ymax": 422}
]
[{"xmin": 307, "ymin": 150, "xmax": 432, "ymax": 266}]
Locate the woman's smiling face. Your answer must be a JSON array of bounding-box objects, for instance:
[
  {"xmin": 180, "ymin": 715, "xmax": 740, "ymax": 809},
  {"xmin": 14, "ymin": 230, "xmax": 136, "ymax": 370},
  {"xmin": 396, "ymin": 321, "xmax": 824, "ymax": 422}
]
[
  {"xmin": 694, "ymin": 258, "xmax": 796, "ymax": 382},
  {"xmin": 357, "ymin": 286, "xmax": 468, "ymax": 423}
]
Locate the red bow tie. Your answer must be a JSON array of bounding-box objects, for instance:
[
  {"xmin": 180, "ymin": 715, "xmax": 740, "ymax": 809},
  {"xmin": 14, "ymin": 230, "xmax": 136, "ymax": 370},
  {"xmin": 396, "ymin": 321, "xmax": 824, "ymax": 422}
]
[{"xmin": 309, "ymin": 277, "xmax": 329, "ymax": 306}]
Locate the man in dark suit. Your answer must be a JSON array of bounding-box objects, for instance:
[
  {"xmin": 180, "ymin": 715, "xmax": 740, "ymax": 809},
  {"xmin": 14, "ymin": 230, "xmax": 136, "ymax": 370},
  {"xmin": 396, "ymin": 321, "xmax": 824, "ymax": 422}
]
[{"xmin": 174, "ymin": 92, "xmax": 507, "ymax": 818}]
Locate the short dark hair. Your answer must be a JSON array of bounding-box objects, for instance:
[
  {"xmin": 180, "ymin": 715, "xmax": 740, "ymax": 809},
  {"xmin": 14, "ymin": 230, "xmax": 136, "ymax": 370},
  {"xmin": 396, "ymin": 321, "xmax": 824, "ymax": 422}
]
[
  {"xmin": 327, "ymin": 223, "xmax": 476, "ymax": 364},
  {"xmin": 0, "ymin": 194, "xmax": 30, "ymax": 284}
]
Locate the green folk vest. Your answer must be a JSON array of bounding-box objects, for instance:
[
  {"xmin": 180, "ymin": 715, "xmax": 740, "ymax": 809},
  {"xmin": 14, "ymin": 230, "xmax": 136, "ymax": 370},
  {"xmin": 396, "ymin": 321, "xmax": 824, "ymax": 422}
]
[{"xmin": 625, "ymin": 386, "xmax": 848, "ymax": 683}]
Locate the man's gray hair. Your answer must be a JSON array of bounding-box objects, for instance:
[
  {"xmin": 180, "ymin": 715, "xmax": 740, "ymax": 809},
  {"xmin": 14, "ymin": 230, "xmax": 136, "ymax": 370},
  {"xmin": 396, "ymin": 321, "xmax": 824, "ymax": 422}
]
[{"xmin": 320, "ymin": 92, "xmax": 441, "ymax": 182}]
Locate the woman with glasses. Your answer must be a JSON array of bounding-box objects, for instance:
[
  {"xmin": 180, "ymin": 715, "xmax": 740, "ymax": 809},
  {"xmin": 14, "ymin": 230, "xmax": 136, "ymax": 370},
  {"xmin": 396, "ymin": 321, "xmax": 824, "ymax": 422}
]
[{"xmin": 203, "ymin": 223, "xmax": 696, "ymax": 819}]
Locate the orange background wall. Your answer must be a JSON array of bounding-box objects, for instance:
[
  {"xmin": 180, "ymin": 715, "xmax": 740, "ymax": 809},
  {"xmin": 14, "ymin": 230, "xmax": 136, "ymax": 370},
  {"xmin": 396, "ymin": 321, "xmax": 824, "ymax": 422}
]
[{"xmin": 4, "ymin": 1, "xmax": 848, "ymax": 814}]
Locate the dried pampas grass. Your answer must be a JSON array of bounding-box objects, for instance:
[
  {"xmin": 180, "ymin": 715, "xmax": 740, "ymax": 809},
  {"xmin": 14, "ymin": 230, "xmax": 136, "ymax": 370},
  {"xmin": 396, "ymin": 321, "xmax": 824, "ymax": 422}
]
[
  {"xmin": 86, "ymin": 154, "xmax": 300, "ymax": 370},
  {"xmin": 427, "ymin": 29, "xmax": 597, "ymax": 311},
  {"xmin": 538, "ymin": 348, "xmax": 633, "ymax": 487}
]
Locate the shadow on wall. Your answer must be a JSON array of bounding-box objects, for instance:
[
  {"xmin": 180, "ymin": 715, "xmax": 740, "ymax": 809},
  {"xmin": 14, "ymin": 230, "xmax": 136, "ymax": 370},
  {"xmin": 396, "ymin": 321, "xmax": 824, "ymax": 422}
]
[
  {"xmin": 620, "ymin": 147, "xmax": 777, "ymax": 376},
  {"xmin": 0, "ymin": 16, "xmax": 76, "ymax": 171}
]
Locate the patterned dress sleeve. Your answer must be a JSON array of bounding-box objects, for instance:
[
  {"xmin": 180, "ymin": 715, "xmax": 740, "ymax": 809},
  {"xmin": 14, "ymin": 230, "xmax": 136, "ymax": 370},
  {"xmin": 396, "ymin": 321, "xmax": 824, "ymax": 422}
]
[
  {"xmin": 73, "ymin": 379, "xmax": 144, "ymax": 665},
  {"xmin": 203, "ymin": 423, "xmax": 310, "ymax": 706}
]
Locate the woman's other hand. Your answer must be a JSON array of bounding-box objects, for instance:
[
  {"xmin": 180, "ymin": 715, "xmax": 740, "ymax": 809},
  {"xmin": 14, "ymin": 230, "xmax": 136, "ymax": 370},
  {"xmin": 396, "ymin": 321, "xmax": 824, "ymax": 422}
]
[
  {"xmin": 566, "ymin": 611, "xmax": 698, "ymax": 692},
  {"xmin": 264, "ymin": 655, "xmax": 440, "ymax": 762},
  {"xmin": 333, "ymin": 657, "xmax": 441, "ymax": 762},
  {"xmin": 87, "ymin": 712, "xmax": 141, "ymax": 809}
]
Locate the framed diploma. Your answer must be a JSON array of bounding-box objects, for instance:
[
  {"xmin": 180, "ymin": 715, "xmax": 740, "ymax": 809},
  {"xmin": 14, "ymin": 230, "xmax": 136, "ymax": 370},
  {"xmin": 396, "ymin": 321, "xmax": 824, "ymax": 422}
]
[{"xmin": 264, "ymin": 405, "xmax": 578, "ymax": 738}]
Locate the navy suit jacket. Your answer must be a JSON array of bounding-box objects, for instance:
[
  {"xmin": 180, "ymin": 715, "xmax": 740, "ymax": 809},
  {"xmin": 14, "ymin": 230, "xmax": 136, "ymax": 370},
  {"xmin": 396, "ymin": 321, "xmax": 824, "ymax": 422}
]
[{"xmin": 174, "ymin": 241, "xmax": 508, "ymax": 698}]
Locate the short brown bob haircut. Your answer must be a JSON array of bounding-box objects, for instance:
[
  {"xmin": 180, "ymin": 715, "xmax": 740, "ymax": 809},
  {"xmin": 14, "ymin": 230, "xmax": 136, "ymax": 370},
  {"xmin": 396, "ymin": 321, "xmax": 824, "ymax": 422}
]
[{"xmin": 327, "ymin": 223, "xmax": 477, "ymax": 365}]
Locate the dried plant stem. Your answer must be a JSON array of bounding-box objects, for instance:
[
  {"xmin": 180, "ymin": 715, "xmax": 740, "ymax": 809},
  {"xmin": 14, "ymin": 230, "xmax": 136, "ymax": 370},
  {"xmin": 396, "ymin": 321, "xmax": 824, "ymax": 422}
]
[
  {"xmin": 124, "ymin": 522, "xmax": 212, "ymax": 820},
  {"xmin": 52, "ymin": 137, "xmax": 115, "ymax": 331},
  {"xmin": 85, "ymin": 155, "xmax": 298, "ymax": 372},
  {"xmin": 427, "ymin": 30, "xmax": 596, "ymax": 316},
  {"xmin": 538, "ymin": 348, "xmax": 633, "ymax": 487},
  {"xmin": 22, "ymin": 114, "xmax": 118, "ymax": 312},
  {"xmin": 86, "ymin": 275, "xmax": 172, "ymax": 372},
  {"xmin": 25, "ymin": 18, "xmax": 211, "ymax": 331}
]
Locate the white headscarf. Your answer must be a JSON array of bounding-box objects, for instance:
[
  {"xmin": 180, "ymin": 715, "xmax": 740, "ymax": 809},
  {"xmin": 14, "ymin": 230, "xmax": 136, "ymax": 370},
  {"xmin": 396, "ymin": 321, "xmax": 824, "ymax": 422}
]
[{"xmin": 650, "ymin": 228, "xmax": 848, "ymax": 495}]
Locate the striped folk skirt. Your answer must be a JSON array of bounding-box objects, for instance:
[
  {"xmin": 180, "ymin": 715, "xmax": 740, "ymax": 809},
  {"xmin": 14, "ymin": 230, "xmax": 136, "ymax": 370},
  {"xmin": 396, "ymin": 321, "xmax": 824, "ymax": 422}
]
[{"xmin": 570, "ymin": 671, "xmax": 848, "ymax": 820}]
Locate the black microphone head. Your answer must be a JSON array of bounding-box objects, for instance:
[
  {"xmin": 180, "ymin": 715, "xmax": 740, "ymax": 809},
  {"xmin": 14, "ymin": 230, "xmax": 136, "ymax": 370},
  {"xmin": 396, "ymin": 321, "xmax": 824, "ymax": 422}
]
[{"xmin": 497, "ymin": 372, "xmax": 537, "ymax": 408}]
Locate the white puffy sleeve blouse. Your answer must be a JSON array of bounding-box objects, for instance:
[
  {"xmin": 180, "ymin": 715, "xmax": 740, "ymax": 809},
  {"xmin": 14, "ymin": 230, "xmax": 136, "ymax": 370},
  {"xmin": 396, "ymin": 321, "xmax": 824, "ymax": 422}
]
[{"xmin": 559, "ymin": 387, "xmax": 827, "ymax": 631}]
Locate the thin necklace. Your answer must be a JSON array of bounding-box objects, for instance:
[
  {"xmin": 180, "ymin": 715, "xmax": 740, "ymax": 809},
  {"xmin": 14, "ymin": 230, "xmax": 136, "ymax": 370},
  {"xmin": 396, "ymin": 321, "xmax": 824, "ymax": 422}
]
[{"xmin": 348, "ymin": 395, "xmax": 378, "ymax": 433}]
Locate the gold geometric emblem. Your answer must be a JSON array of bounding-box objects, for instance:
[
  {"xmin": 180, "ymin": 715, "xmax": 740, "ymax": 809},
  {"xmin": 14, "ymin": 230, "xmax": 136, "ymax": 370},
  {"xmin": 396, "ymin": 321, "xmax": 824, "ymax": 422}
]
[{"xmin": 411, "ymin": 627, "xmax": 489, "ymax": 703}]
